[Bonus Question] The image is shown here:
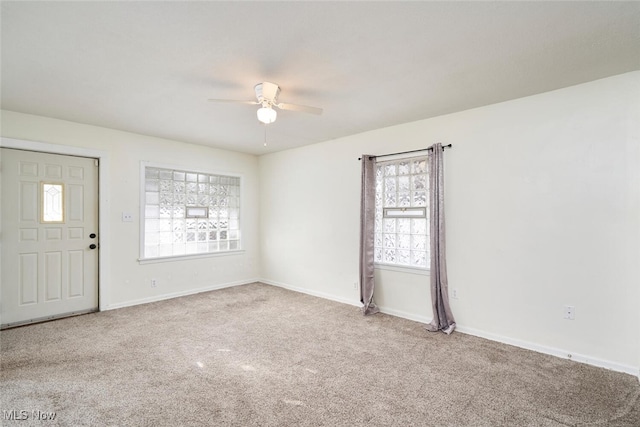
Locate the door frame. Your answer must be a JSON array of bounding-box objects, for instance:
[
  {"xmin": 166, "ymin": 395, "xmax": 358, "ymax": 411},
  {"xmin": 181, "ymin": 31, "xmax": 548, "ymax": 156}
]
[{"xmin": 1, "ymin": 137, "xmax": 111, "ymax": 311}]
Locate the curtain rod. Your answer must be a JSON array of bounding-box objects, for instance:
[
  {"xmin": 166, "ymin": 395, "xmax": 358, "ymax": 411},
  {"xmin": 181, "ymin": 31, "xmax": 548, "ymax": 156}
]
[{"xmin": 358, "ymin": 144, "xmax": 452, "ymax": 161}]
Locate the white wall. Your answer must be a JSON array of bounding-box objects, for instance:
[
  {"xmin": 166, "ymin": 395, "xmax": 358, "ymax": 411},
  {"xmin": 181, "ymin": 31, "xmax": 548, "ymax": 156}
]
[
  {"xmin": 259, "ymin": 71, "xmax": 640, "ymax": 374},
  {"xmin": 1, "ymin": 111, "xmax": 260, "ymax": 308}
]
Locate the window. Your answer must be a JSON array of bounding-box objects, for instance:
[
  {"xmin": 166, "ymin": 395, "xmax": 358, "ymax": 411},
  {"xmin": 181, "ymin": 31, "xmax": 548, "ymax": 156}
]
[
  {"xmin": 142, "ymin": 165, "xmax": 241, "ymax": 260},
  {"xmin": 374, "ymin": 157, "xmax": 429, "ymax": 268},
  {"xmin": 41, "ymin": 182, "xmax": 64, "ymax": 223}
]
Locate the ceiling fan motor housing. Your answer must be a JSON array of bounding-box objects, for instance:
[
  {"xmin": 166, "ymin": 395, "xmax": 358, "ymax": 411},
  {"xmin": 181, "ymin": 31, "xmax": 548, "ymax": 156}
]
[{"xmin": 255, "ymin": 82, "xmax": 280, "ymax": 106}]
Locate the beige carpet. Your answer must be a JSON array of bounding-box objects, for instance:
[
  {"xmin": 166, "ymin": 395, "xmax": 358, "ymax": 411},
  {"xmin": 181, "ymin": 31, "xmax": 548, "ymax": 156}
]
[{"xmin": 1, "ymin": 282, "xmax": 639, "ymax": 426}]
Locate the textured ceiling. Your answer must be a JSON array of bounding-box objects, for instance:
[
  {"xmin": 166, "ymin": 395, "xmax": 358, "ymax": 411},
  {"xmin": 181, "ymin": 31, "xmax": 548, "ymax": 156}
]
[{"xmin": 2, "ymin": 1, "xmax": 639, "ymax": 155}]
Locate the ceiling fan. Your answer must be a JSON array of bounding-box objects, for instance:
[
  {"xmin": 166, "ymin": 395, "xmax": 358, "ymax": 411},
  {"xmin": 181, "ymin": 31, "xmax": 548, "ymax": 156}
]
[{"xmin": 208, "ymin": 82, "xmax": 323, "ymax": 124}]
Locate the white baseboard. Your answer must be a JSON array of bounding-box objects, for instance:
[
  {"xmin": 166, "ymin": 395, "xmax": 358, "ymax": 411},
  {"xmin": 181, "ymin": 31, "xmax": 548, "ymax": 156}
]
[
  {"xmin": 261, "ymin": 280, "xmax": 639, "ymax": 378},
  {"xmin": 384, "ymin": 310, "xmax": 639, "ymax": 378},
  {"xmin": 259, "ymin": 278, "xmax": 361, "ymax": 308},
  {"xmin": 377, "ymin": 305, "xmax": 432, "ymax": 324},
  {"xmin": 455, "ymin": 325, "xmax": 639, "ymax": 377},
  {"xmin": 105, "ymin": 277, "xmax": 640, "ymax": 379},
  {"xmin": 104, "ymin": 278, "xmax": 260, "ymax": 311}
]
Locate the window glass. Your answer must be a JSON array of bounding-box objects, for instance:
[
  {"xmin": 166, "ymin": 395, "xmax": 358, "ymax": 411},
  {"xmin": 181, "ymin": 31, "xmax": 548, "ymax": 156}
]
[
  {"xmin": 42, "ymin": 183, "xmax": 64, "ymax": 223},
  {"xmin": 143, "ymin": 166, "xmax": 241, "ymax": 259},
  {"xmin": 375, "ymin": 157, "xmax": 429, "ymax": 268}
]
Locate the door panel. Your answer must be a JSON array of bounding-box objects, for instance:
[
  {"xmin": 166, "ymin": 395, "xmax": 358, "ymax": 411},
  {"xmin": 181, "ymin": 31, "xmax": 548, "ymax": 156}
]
[
  {"xmin": 68, "ymin": 250, "xmax": 85, "ymax": 298},
  {"xmin": 20, "ymin": 181, "xmax": 38, "ymax": 221},
  {"xmin": 1, "ymin": 148, "xmax": 99, "ymax": 328},
  {"xmin": 19, "ymin": 254, "xmax": 38, "ymax": 305}
]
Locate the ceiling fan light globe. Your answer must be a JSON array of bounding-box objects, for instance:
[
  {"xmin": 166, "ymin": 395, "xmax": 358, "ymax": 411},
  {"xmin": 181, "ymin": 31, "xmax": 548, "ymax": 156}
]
[{"xmin": 257, "ymin": 107, "xmax": 277, "ymax": 124}]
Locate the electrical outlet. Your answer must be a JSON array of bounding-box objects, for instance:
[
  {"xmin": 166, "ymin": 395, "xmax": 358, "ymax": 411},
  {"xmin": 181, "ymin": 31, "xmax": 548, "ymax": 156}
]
[
  {"xmin": 151, "ymin": 279, "xmax": 157, "ymax": 288},
  {"xmin": 452, "ymin": 289, "xmax": 458, "ymax": 299},
  {"xmin": 564, "ymin": 305, "xmax": 575, "ymax": 320}
]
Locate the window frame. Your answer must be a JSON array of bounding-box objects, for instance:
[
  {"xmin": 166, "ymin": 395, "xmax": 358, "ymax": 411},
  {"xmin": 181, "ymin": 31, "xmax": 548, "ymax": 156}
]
[
  {"xmin": 374, "ymin": 155, "xmax": 430, "ymax": 272},
  {"xmin": 138, "ymin": 161, "xmax": 244, "ymax": 263}
]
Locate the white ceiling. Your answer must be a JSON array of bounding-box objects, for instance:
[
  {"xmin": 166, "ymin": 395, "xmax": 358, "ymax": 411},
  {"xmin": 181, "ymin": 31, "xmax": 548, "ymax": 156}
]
[{"xmin": 2, "ymin": 1, "xmax": 639, "ymax": 155}]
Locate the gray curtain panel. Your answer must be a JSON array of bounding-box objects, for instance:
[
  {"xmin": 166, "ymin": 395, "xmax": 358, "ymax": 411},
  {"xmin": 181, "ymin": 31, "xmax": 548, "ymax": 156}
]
[
  {"xmin": 359, "ymin": 155, "xmax": 379, "ymax": 315},
  {"xmin": 425, "ymin": 143, "xmax": 456, "ymax": 334}
]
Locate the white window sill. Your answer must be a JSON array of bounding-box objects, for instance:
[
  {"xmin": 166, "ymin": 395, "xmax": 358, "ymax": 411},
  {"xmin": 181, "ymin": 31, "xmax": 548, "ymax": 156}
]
[
  {"xmin": 375, "ymin": 263, "xmax": 430, "ymax": 276},
  {"xmin": 139, "ymin": 250, "xmax": 245, "ymax": 264}
]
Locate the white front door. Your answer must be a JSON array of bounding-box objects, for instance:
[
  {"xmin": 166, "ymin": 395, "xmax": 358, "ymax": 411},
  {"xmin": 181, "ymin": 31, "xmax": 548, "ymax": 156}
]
[{"xmin": 1, "ymin": 148, "xmax": 99, "ymax": 328}]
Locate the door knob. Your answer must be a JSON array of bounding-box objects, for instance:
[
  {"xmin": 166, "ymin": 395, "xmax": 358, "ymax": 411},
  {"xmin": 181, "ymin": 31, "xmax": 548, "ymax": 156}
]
[
  {"xmin": 89, "ymin": 244, "xmax": 97, "ymax": 250},
  {"xmin": 90, "ymin": 233, "xmax": 96, "ymax": 238}
]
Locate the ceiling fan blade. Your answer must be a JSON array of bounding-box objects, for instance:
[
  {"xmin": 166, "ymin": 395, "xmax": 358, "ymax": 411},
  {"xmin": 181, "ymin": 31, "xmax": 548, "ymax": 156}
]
[
  {"xmin": 276, "ymin": 102, "xmax": 323, "ymax": 115},
  {"xmin": 208, "ymin": 99, "xmax": 259, "ymax": 105}
]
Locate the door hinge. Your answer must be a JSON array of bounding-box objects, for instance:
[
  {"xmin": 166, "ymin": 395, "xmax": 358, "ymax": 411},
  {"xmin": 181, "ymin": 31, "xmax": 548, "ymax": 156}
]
[{"xmin": 94, "ymin": 159, "xmax": 99, "ymax": 167}]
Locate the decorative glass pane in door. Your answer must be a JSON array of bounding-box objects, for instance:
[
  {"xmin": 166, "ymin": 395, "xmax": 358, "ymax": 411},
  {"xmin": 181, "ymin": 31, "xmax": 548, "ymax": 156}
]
[{"xmin": 42, "ymin": 183, "xmax": 64, "ymax": 223}]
